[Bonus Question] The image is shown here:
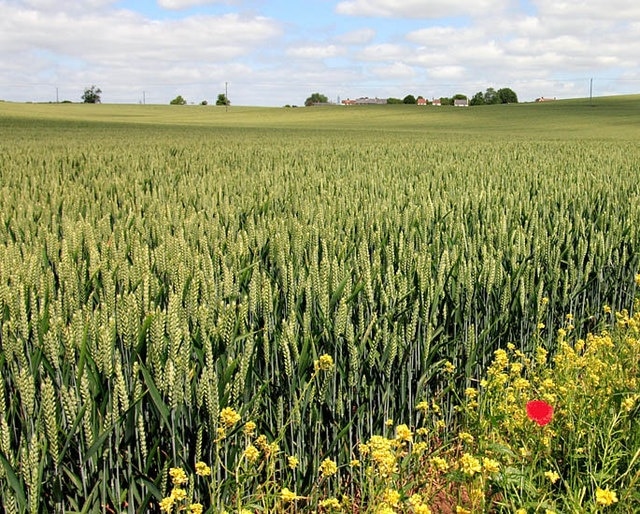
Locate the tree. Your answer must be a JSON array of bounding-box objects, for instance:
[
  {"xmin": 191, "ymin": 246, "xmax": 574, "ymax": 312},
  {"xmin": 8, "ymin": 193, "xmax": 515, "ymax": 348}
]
[
  {"xmin": 200, "ymin": 100, "xmax": 208, "ymax": 106},
  {"xmin": 497, "ymin": 87, "xmax": 518, "ymax": 104},
  {"xmin": 483, "ymin": 87, "xmax": 499, "ymax": 105},
  {"xmin": 403, "ymin": 94, "xmax": 417, "ymax": 104},
  {"xmin": 387, "ymin": 97, "xmax": 403, "ymax": 104},
  {"xmin": 305, "ymin": 92, "xmax": 328, "ymax": 106},
  {"xmin": 216, "ymin": 93, "xmax": 229, "ymax": 106},
  {"xmin": 81, "ymin": 85, "xmax": 102, "ymax": 104},
  {"xmin": 470, "ymin": 91, "xmax": 485, "ymax": 106},
  {"xmin": 170, "ymin": 95, "xmax": 187, "ymax": 105}
]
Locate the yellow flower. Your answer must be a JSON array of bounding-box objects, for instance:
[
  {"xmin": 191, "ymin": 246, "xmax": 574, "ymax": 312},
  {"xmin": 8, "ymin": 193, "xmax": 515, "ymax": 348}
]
[
  {"xmin": 319, "ymin": 497, "xmax": 342, "ymax": 511},
  {"xmin": 415, "ymin": 506, "xmax": 432, "ymax": 514},
  {"xmin": 430, "ymin": 456, "xmax": 449, "ymax": 472},
  {"xmin": 603, "ymin": 305, "xmax": 612, "ymax": 314},
  {"xmin": 515, "ymin": 509, "xmax": 527, "ymax": 514},
  {"xmin": 443, "ymin": 361, "xmax": 455, "ymax": 373},
  {"xmin": 171, "ymin": 488, "xmax": 187, "ymax": 501},
  {"xmin": 195, "ymin": 461, "xmax": 211, "ymax": 477},
  {"xmin": 635, "ymin": 273, "xmax": 640, "ymax": 287},
  {"xmin": 595, "ymin": 487, "xmax": 618, "ymax": 506},
  {"xmin": 458, "ymin": 431, "xmax": 474, "ymax": 444},
  {"xmin": 544, "ymin": 470, "xmax": 560, "ymax": 484},
  {"xmin": 459, "ymin": 453, "xmax": 481, "ymax": 476},
  {"xmin": 350, "ymin": 459, "xmax": 360, "ymax": 467},
  {"xmin": 281, "ymin": 487, "xmax": 300, "ymax": 502},
  {"xmin": 376, "ymin": 507, "xmax": 396, "ymax": 514},
  {"xmin": 319, "ymin": 457, "xmax": 338, "ymax": 478},
  {"xmin": 314, "ymin": 354, "xmax": 334, "ymax": 371},
  {"xmin": 220, "ymin": 407, "xmax": 241, "ymax": 428},
  {"xmin": 412, "ymin": 441, "xmax": 429, "ymax": 456},
  {"xmin": 287, "ymin": 455, "xmax": 299, "ymax": 469},
  {"xmin": 482, "ymin": 457, "xmax": 500, "ymax": 474},
  {"xmin": 159, "ymin": 496, "xmax": 174, "ymax": 512},
  {"xmin": 464, "ymin": 387, "xmax": 478, "ymax": 399},
  {"xmin": 385, "ymin": 418, "xmax": 394, "ymax": 427},
  {"xmin": 456, "ymin": 507, "xmax": 471, "ymax": 514},
  {"xmin": 169, "ymin": 467, "xmax": 188, "ymax": 485},
  {"xmin": 416, "ymin": 401, "xmax": 429, "ymax": 412},
  {"xmin": 243, "ymin": 420, "xmax": 256, "ymax": 435},
  {"xmin": 243, "ymin": 444, "xmax": 260, "ymax": 463},
  {"xmin": 395, "ymin": 424, "xmax": 413, "ymax": 442},
  {"xmin": 189, "ymin": 503, "xmax": 203, "ymax": 514},
  {"xmin": 382, "ymin": 488, "xmax": 401, "ymax": 507}
]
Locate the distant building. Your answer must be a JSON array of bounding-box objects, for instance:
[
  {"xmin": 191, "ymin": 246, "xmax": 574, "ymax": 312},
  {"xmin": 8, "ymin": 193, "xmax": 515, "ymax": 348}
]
[
  {"xmin": 454, "ymin": 98, "xmax": 469, "ymax": 107},
  {"xmin": 417, "ymin": 97, "xmax": 428, "ymax": 105},
  {"xmin": 535, "ymin": 97, "xmax": 557, "ymax": 102},
  {"xmin": 431, "ymin": 98, "xmax": 442, "ymax": 106}
]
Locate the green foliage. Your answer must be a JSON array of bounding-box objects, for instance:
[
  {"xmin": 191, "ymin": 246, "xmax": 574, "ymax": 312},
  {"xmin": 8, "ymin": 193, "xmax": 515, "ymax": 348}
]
[
  {"xmin": 0, "ymin": 98, "xmax": 639, "ymax": 510},
  {"xmin": 305, "ymin": 92, "xmax": 328, "ymax": 106},
  {"xmin": 387, "ymin": 97, "xmax": 403, "ymax": 104},
  {"xmin": 403, "ymin": 94, "xmax": 417, "ymax": 104},
  {"xmin": 216, "ymin": 93, "xmax": 229, "ymax": 106},
  {"xmin": 81, "ymin": 85, "xmax": 102, "ymax": 103},
  {"xmin": 170, "ymin": 95, "xmax": 187, "ymax": 105},
  {"xmin": 498, "ymin": 87, "xmax": 518, "ymax": 104}
]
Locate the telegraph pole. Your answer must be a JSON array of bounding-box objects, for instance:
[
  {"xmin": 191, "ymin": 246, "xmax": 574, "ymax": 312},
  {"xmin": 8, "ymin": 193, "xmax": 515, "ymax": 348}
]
[
  {"xmin": 225, "ymin": 81, "xmax": 229, "ymax": 112},
  {"xmin": 589, "ymin": 78, "xmax": 593, "ymax": 105}
]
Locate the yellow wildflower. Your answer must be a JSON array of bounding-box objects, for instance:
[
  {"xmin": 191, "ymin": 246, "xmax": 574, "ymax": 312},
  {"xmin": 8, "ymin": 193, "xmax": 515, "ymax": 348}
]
[
  {"xmin": 458, "ymin": 431, "xmax": 474, "ymax": 444},
  {"xmin": 603, "ymin": 305, "xmax": 612, "ymax": 314},
  {"xmin": 416, "ymin": 401, "xmax": 429, "ymax": 412},
  {"xmin": 385, "ymin": 418, "xmax": 394, "ymax": 427},
  {"xmin": 280, "ymin": 487, "xmax": 300, "ymax": 503},
  {"xmin": 382, "ymin": 488, "xmax": 401, "ymax": 507},
  {"xmin": 288, "ymin": 455, "xmax": 299, "ymax": 469},
  {"xmin": 430, "ymin": 456, "xmax": 449, "ymax": 472},
  {"xmin": 319, "ymin": 497, "xmax": 342, "ymax": 510},
  {"xmin": 169, "ymin": 467, "xmax": 188, "ymax": 486},
  {"xmin": 415, "ymin": 506, "xmax": 432, "ymax": 514},
  {"xmin": 171, "ymin": 488, "xmax": 187, "ymax": 501},
  {"xmin": 220, "ymin": 407, "xmax": 241, "ymax": 428},
  {"xmin": 159, "ymin": 496, "xmax": 174, "ymax": 512},
  {"xmin": 412, "ymin": 441, "xmax": 429, "ymax": 456},
  {"xmin": 243, "ymin": 444, "xmax": 260, "ymax": 463},
  {"xmin": 443, "ymin": 361, "xmax": 455, "ymax": 373},
  {"xmin": 395, "ymin": 424, "xmax": 413, "ymax": 442},
  {"xmin": 459, "ymin": 453, "xmax": 481, "ymax": 476},
  {"xmin": 635, "ymin": 273, "xmax": 640, "ymax": 287},
  {"xmin": 189, "ymin": 504, "xmax": 203, "ymax": 514},
  {"xmin": 243, "ymin": 420, "xmax": 256, "ymax": 435},
  {"xmin": 544, "ymin": 470, "xmax": 560, "ymax": 484},
  {"xmin": 350, "ymin": 459, "xmax": 361, "ymax": 467},
  {"xmin": 195, "ymin": 461, "xmax": 211, "ymax": 477},
  {"xmin": 456, "ymin": 507, "xmax": 471, "ymax": 514},
  {"xmin": 314, "ymin": 354, "xmax": 334, "ymax": 371},
  {"xmin": 482, "ymin": 457, "xmax": 500, "ymax": 474},
  {"xmin": 464, "ymin": 387, "xmax": 478, "ymax": 399},
  {"xmin": 595, "ymin": 487, "xmax": 618, "ymax": 506},
  {"xmin": 319, "ymin": 457, "xmax": 338, "ymax": 478}
]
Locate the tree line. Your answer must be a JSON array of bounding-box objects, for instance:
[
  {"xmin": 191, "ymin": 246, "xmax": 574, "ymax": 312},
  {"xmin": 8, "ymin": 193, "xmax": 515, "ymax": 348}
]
[{"xmin": 305, "ymin": 87, "xmax": 518, "ymax": 107}]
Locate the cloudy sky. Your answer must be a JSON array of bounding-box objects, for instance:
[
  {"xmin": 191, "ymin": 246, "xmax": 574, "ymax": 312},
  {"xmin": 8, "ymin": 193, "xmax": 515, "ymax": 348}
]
[{"xmin": 1, "ymin": 0, "xmax": 638, "ymax": 106}]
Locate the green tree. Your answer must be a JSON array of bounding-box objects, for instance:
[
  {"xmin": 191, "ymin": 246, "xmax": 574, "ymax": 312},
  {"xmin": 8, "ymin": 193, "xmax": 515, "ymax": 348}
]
[
  {"xmin": 305, "ymin": 93, "xmax": 328, "ymax": 106},
  {"xmin": 497, "ymin": 87, "xmax": 518, "ymax": 104},
  {"xmin": 483, "ymin": 88, "xmax": 499, "ymax": 105},
  {"xmin": 170, "ymin": 95, "xmax": 187, "ymax": 105},
  {"xmin": 470, "ymin": 91, "xmax": 485, "ymax": 106},
  {"xmin": 216, "ymin": 94, "xmax": 229, "ymax": 106},
  {"xmin": 403, "ymin": 94, "xmax": 417, "ymax": 104},
  {"xmin": 81, "ymin": 85, "xmax": 102, "ymax": 104},
  {"xmin": 387, "ymin": 97, "xmax": 403, "ymax": 104}
]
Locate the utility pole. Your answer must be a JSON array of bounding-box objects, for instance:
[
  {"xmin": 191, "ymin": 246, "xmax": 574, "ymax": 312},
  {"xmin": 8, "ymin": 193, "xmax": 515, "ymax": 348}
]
[
  {"xmin": 589, "ymin": 78, "xmax": 593, "ymax": 105},
  {"xmin": 225, "ymin": 81, "xmax": 229, "ymax": 112},
  {"xmin": 143, "ymin": 91, "xmax": 146, "ymax": 105},
  {"xmin": 56, "ymin": 87, "xmax": 59, "ymax": 103}
]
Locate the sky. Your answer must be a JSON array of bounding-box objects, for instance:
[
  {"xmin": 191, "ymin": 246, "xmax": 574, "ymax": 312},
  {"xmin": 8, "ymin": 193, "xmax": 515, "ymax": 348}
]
[{"xmin": 1, "ymin": 0, "xmax": 639, "ymax": 106}]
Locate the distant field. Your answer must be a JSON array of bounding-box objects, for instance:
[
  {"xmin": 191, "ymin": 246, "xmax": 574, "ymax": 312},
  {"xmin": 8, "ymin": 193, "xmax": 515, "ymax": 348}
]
[
  {"xmin": 1, "ymin": 95, "xmax": 639, "ymax": 511},
  {"xmin": 1, "ymin": 94, "xmax": 639, "ymax": 140}
]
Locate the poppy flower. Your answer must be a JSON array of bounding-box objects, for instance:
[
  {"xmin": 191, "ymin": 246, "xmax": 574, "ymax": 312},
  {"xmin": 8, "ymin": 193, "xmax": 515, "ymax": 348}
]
[{"xmin": 526, "ymin": 400, "xmax": 554, "ymax": 426}]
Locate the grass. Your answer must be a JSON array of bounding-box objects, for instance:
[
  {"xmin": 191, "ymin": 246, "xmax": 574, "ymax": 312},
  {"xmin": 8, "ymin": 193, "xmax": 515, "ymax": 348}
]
[{"xmin": 1, "ymin": 94, "xmax": 640, "ymax": 140}]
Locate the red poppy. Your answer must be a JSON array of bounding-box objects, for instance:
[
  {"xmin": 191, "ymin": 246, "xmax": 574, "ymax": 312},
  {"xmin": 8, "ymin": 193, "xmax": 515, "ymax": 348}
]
[{"xmin": 526, "ymin": 400, "xmax": 554, "ymax": 426}]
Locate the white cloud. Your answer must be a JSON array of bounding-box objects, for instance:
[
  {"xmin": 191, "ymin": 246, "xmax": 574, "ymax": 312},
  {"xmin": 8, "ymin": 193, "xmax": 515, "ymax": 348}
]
[
  {"xmin": 286, "ymin": 44, "xmax": 345, "ymax": 59},
  {"xmin": 157, "ymin": 0, "xmax": 232, "ymax": 9},
  {"xmin": 335, "ymin": 28, "xmax": 376, "ymax": 45},
  {"xmin": 370, "ymin": 61, "xmax": 416, "ymax": 80},
  {"xmin": 336, "ymin": 0, "xmax": 510, "ymax": 18}
]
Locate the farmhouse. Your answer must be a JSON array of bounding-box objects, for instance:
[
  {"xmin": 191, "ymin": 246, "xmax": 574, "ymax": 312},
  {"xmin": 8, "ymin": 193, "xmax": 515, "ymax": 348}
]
[{"xmin": 454, "ymin": 98, "xmax": 469, "ymax": 107}]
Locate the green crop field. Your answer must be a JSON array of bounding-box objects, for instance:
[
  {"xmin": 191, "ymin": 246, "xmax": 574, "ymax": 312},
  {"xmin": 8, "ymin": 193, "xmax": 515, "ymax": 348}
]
[{"xmin": 1, "ymin": 97, "xmax": 639, "ymax": 513}]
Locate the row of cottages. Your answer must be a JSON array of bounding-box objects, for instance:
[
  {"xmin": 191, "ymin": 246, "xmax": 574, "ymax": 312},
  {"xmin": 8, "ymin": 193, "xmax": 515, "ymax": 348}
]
[
  {"xmin": 341, "ymin": 97, "xmax": 388, "ymax": 105},
  {"xmin": 417, "ymin": 98, "xmax": 469, "ymax": 106}
]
